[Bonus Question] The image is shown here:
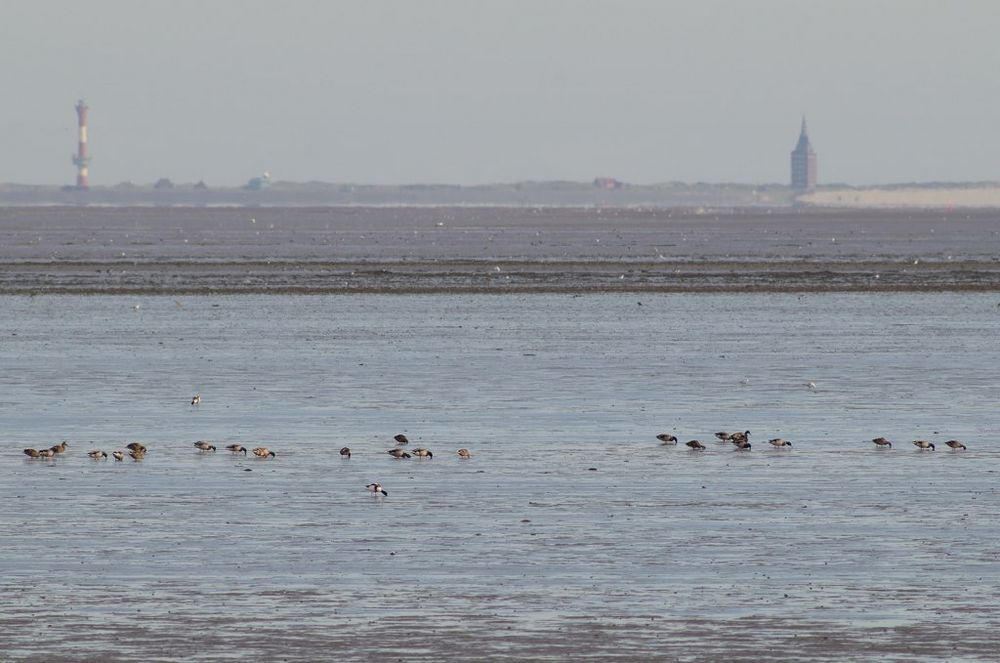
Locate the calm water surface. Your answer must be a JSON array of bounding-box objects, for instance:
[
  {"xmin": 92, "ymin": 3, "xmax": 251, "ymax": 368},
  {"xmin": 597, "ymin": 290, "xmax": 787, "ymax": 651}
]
[{"xmin": 2, "ymin": 293, "xmax": 1000, "ymax": 661}]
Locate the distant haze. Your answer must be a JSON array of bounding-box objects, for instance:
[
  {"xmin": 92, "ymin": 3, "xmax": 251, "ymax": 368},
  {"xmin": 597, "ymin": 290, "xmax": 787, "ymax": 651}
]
[{"xmin": 1, "ymin": 0, "xmax": 998, "ymax": 187}]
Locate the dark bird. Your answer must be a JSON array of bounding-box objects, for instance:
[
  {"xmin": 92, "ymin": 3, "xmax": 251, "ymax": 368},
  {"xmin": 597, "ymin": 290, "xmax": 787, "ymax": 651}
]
[
  {"xmin": 252, "ymin": 447, "xmax": 276, "ymax": 458},
  {"xmin": 194, "ymin": 441, "xmax": 217, "ymax": 452},
  {"xmin": 191, "ymin": 394, "xmax": 201, "ymax": 405},
  {"xmin": 768, "ymin": 438, "xmax": 792, "ymax": 448},
  {"xmin": 340, "ymin": 446, "xmax": 352, "ymax": 459},
  {"xmin": 126, "ymin": 442, "xmax": 146, "ymax": 452},
  {"xmin": 913, "ymin": 440, "xmax": 935, "ymax": 451},
  {"xmin": 734, "ymin": 439, "xmax": 752, "ymax": 450},
  {"xmin": 945, "ymin": 440, "xmax": 967, "ymax": 450},
  {"xmin": 872, "ymin": 437, "xmax": 893, "ymax": 448},
  {"xmin": 686, "ymin": 440, "xmax": 706, "ymax": 450},
  {"xmin": 366, "ymin": 482, "xmax": 388, "ymax": 496},
  {"xmin": 37, "ymin": 449, "xmax": 56, "ymax": 459},
  {"xmin": 88, "ymin": 450, "xmax": 108, "ymax": 459},
  {"xmin": 412, "ymin": 448, "xmax": 433, "ymax": 458},
  {"xmin": 387, "ymin": 449, "xmax": 411, "ymax": 459},
  {"xmin": 50, "ymin": 441, "xmax": 69, "ymax": 454},
  {"xmin": 225, "ymin": 444, "xmax": 248, "ymax": 455},
  {"xmin": 394, "ymin": 434, "xmax": 410, "ymax": 446},
  {"xmin": 657, "ymin": 433, "xmax": 678, "ymax": 445},
  {"xmin": 112, "ymin": 451, "xmax": 125, "ymax": 461},
  {"xmin": 23, "ymin": 448, "xmax": 41, "ymax": 458},
  {"xmin": 129, "ymin": 449, "xmax": 146, "ymax": 460},
  {"xmin": 729, "ymin": 431, "xmax": 751, "ymax": 445},
  {"xmin": 457, "ymin": 448, "xmax": 472, "ymax": 458}
]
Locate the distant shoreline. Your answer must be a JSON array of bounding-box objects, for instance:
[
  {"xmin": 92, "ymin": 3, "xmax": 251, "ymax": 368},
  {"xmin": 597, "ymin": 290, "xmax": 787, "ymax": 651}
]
[{"xmin": 4, "ymin": 181, "xmax": 1000, "ymax": 208}]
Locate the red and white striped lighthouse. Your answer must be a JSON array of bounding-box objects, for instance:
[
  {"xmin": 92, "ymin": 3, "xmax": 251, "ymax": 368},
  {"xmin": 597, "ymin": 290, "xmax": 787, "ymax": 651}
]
[{"xmin": 72, "ymin": 99, "xmax": 90, "ymax": 188}]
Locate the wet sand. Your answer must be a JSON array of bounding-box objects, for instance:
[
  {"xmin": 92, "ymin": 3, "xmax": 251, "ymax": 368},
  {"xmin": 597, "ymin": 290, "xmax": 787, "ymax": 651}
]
[
  {"xmin": 1, "ymin": 206, "xmax": 998, "ymax": 292},
  {"xmin": 4, "ymin": 207, "xmax": 1000, "ymax": 660}
]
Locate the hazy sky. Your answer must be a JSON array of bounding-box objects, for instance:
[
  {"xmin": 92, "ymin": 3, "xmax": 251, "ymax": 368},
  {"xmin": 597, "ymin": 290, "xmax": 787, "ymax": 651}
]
[{"xmin": 1, "ymin": 0, "xmax": 997, "ymax": 186}]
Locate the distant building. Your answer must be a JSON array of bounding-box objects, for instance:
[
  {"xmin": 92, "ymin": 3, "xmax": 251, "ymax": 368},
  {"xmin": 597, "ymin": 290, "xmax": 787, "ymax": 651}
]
[
  {"xmin": 790, "ymin": 118, "xmax": 817, "ymax": 191},
  {"xmin": 593, "ymin": 177, "xmax": 624, "ymax": 190},
  {"xmin": 245, "ymin": 171, "xmax": 271, "ymax": 191}
]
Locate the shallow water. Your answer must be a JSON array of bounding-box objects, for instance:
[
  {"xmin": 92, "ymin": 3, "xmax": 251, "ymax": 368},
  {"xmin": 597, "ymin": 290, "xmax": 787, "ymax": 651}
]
[{"xmin": 2, "ymin": 292, "xmax": 1000, "ymax": 661}]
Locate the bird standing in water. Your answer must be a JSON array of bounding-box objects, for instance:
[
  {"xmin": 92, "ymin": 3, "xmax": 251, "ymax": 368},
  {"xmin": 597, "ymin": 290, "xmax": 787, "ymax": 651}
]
[
  {"xmin": 729, "ymin": 431, "xmax": 751, "ymax": 445},
  {"xmin": 366, "ymin": 483, "xmax": 388, "ymax": 496}
]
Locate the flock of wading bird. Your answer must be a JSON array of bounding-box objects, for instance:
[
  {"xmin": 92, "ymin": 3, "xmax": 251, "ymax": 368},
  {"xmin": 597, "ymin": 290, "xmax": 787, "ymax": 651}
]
[
  {"xmin": 20, "ymin": 433, "xmax": 473, "ymax": 463},
  {"xmin": 20, "ymin": 397, "xmax": 972, "ymax": 494},
  {"xmin": 658, "ymin": 431, "xmax": 968, "ymax": 451},
  {"xmin": 20, "ymin": 439, "xmax": 282, "ymax": 461},
  {"xmin": 20, "ymin": 396, "xmax": 474, "ymax": 497}
]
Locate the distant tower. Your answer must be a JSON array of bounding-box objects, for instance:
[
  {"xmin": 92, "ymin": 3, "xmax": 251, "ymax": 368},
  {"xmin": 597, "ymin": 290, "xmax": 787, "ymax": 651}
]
[
  {"xmin": 72, "ymin": 100, "xmax": 90, "ymax": 189},
  {"xmin": 790, "ymin": 116, "xmax": 816, "ymax": 191}
]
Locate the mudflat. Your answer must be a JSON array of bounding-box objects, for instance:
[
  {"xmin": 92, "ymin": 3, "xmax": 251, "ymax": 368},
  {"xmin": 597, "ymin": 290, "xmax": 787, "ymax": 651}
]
[
  {"xmin": 1, "ymin": 205, "xmax": 998, "ymax": 292},
  {"xmin": 3, "ymin": 293, "xmax": 1000, "ymax": 661}
]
